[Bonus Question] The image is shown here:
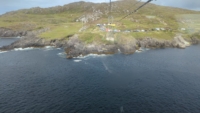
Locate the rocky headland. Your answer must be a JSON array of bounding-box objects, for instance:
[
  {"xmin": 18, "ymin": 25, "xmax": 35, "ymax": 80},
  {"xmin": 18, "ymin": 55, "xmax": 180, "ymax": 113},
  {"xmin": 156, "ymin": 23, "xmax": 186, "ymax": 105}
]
[
  {"xmin": 0, "ymin": 28, "xmax": 199, "ymax": 59},
  {"xmin": 0, "ymin": 27, "xmax": 49, "ymax": 37}
]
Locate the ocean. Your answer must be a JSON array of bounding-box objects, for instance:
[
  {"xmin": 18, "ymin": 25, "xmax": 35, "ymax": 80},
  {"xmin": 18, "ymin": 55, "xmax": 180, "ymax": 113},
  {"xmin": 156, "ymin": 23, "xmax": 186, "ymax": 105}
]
[{"xmin": 0, "ymin": 37, "xmax": 200, "ymax": 113}]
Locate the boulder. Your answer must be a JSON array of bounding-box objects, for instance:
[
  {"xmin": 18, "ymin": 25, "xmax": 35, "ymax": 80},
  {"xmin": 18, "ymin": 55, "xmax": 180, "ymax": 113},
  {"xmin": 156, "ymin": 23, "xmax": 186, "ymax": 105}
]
[
  {"xmin": 117, "ymin": 37, "xmax": 137, "ymax": 54},
  {"xmin": 173, "ymin": 35, "xmax": 190, "ymax": 48},
  {"xmin": 191, "ymin": 37, "xmax": 200, "ymax": 44}
]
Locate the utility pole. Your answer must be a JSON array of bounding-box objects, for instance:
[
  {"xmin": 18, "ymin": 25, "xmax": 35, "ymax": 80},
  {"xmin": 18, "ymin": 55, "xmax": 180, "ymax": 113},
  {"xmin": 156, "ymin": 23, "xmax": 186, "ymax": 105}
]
[
  {"xmin": 108, "ymin": 0, "xmax": 113, "ymax": 25},
  {"xmin": 107, "ymin": 0, "xmax": 114, "ymax": 40},
  {"xmin": 109, "ymin": 0, "xmax": 111, "ymax": 15}
]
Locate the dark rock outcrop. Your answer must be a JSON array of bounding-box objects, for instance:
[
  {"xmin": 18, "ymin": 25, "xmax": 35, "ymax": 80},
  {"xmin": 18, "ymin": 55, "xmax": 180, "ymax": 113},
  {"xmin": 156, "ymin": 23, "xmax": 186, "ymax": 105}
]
[
  {"xmin": 64, "ymin": 35, "xmax": 119, "ymax": 58},
  {"xmin": 118, "ymin": 38, "xmax": 137, "ymax": 54},
  {"xmin": 190, "ymin": 37, "xmax": 200, "ymax": 45},
  {"xmin": 0, "ymin": 36, "xmax": 45, "ymax": 51},
  {"xmin": 0, "ymin": 33, "xmax": 199, "ymax": 59},
  {"xmin": 0, "ymin": 27, "xmax": 49, "ymax": 37},
  {"xmin": 0, "ymin": 35, "xmax": 68, "ymax": 51},
  {"xmin": 0, "ymin": 28, "xmax": 24, "ymax": 37},
  {"xmin": 136, "ymin": 35, "xmax": 195, "ymax": 49},
  {"xmin": 137, "ymin": 38, "xmax": 171, "ymax": 48}
]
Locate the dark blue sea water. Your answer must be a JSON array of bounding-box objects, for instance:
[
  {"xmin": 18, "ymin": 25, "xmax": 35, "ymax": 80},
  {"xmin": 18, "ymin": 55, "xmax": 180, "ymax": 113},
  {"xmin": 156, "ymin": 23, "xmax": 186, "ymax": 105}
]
[{"xmin": 0, "ymin": 38, "xmax": 200, "ymax": 113}]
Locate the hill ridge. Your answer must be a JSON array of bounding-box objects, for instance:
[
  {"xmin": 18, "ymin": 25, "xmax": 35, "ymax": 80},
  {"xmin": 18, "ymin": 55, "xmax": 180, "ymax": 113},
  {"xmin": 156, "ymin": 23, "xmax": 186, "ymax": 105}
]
[{"xmin": 0, "ymin": 0, "xmax": 200, "ymax": 40}]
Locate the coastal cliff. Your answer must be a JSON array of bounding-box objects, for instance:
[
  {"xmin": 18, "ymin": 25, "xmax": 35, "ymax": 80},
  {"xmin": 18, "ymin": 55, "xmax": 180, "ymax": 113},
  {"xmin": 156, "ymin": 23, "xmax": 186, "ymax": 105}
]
[
  {"xmin": 0, "ymin": 33, "xmax": 199, "ymax": 58},
  {"xmin": 0, "ymin": 1, "xmax": 200, "ymax": 58},
  {"xmin": 0, "ymin": 27, "xmax": 49, "ymax": 37}
]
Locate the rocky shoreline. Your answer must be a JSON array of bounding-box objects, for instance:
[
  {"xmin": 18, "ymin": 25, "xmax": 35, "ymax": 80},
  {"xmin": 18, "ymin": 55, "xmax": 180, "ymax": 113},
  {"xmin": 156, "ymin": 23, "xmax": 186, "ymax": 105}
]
[
  {"xmin": 0, "ymin": 27, "xmax": 49, "ymax": 37},
  {"xmin": 0, "ymin": 28, "xmax": 199, "ymax": 59}
]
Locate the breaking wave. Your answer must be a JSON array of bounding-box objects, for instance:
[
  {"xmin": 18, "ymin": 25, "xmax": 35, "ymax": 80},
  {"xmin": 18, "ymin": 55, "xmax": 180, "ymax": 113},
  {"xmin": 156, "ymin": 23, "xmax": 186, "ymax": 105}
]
[
  {"xmin": 43, "ymin": 46, "xmax": 55, "ymax": 51},
  {"xmin": 0, "ymin": 51, "xmax": 8, "ymax": 54},
  {"xmin": 14, "ymin": 47, "xmax": 35, "ymax": 51},
  {"xmin": 57, "ymin": 52, "xmax": 66, "ymax": 58},
  {"xmin": 73, "ymin": 60, "xmax": 82, "ymax": 62},
  {"xmin": 76, "ymin": 54, "xmax": 108, "ymax": 59}
]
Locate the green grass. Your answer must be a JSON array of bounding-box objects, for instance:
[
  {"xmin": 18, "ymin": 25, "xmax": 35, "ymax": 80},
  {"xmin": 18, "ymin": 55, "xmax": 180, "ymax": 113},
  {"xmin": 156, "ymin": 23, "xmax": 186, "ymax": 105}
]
[
  {"xmin": 190, "ymin": 32, "xmax": 200, "ymax": 39},
  {"xmin": 0, "ymin": 12, "xmax": 82, "ymax": 31},
  {"xmin": 79, "ymin": 32, "xmax": 109, "ymax": 44},
  {"xmin": 176, "ymin": 14, "xmax": 200, "ymax": 34},
  {"xmin": 39, "ymin": 23, "xmax": 82, "ymax": 39},
  {"xmin": 0, "ymin": 0, "xmax": 200, "ymax": 43},
  {"xmin": 130, "ymin": 31, "xmax": 175, "ymax": 40}
]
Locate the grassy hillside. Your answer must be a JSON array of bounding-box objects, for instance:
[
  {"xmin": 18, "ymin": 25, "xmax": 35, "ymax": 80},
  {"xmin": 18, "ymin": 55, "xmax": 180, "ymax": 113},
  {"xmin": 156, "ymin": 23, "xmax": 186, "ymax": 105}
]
[{"xmin": 0, "ymin": 0, "xmax": 200, "ymax": 42}]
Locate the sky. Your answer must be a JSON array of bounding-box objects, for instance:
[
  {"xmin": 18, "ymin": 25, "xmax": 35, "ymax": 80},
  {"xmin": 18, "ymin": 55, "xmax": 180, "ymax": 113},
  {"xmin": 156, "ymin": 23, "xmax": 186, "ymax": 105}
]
[
  {"xmin": 146, "ymin": 0, "xmax": 200, "ymax": 11},
  {"xmin": 0, "ymin": 0, "xmax": 200, "ymax": 15}
]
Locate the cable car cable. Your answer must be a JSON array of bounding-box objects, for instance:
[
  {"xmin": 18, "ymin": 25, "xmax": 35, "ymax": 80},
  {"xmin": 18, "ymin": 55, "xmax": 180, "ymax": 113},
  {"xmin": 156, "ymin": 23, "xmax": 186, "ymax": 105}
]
[{"xmin": 118, "ymin": 0, "xmax": 153, "ymax": 22}]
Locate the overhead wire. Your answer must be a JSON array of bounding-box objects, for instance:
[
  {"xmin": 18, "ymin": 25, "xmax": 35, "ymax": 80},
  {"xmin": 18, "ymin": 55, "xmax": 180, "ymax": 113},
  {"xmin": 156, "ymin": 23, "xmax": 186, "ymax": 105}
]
[
  {"xmin": 126, "ymin": 0, "xmax": 141, "ymax": 12},
  {"xmin": 118, "ymin": 0, "xmax": 153, "ymax": 22}
]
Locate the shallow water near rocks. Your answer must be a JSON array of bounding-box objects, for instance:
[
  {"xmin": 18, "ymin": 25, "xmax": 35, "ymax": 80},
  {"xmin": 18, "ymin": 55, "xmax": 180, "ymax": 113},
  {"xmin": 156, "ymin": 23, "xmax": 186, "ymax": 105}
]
[
  {"xmin": 1, "ymin": 38, "xmax": 200, "ymax": 113},
  {"xmin": 0, "ymin": 37, "xmax": 18, "ymax": 47}
]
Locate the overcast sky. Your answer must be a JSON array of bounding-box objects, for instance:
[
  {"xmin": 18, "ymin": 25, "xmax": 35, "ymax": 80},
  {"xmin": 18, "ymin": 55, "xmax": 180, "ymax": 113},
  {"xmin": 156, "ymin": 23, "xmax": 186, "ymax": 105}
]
[
  {"xmin": 0, "ymin": 0, "xmax": 199, "ymax": 15},
  {"xmin": 147, "ymin": 0, "xmax": 200, "ymax": 11}
]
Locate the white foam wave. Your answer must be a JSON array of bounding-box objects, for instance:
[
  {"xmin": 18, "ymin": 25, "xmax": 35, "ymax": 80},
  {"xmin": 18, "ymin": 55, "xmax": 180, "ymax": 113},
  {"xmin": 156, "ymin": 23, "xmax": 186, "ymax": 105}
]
[
  {"xmin": 76, "ymin": 54, "xmax": 107, "ymax": 59},
  {"xmin": 0, "ymin": 51, "xmax": 8, "ymax": 54},
  {"xmin": 118, "ymin": 49, "xmax": 121, "ymax": 53},
  {"xmin": 57, "ymin": 52, "xmax": 66, "ymax": 58},
  {"xmin": 16, "ymin": 36, "xmax": 21, "ymax": 38},
  {"xmin": 74, "ymin": 60, "xmax": 82, "ymax": 62},
  {"xmin": 45, "ymin": 46, "xmax": 54, "ymax": 49},
  {"xmin": 136, "ymin": 47, "xmax": 151, "ymax": 53},
  {"xmin": 14, "ymin": 47, "xmax": 35, "ymax": 51},
  {"xmin": 43, "ymin": 46, "xmax": 55, "ymax": 51},
  {"xmin": 136, "ymin": 50, "xmax": 142, "ymax": 53},
  {"xmin": 58, "ymin": 52, "xmax": 65, "ymax": 55},
  {"xmin": 1, "ymin": 46, "xmax": 60, "ymax": 53}
]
